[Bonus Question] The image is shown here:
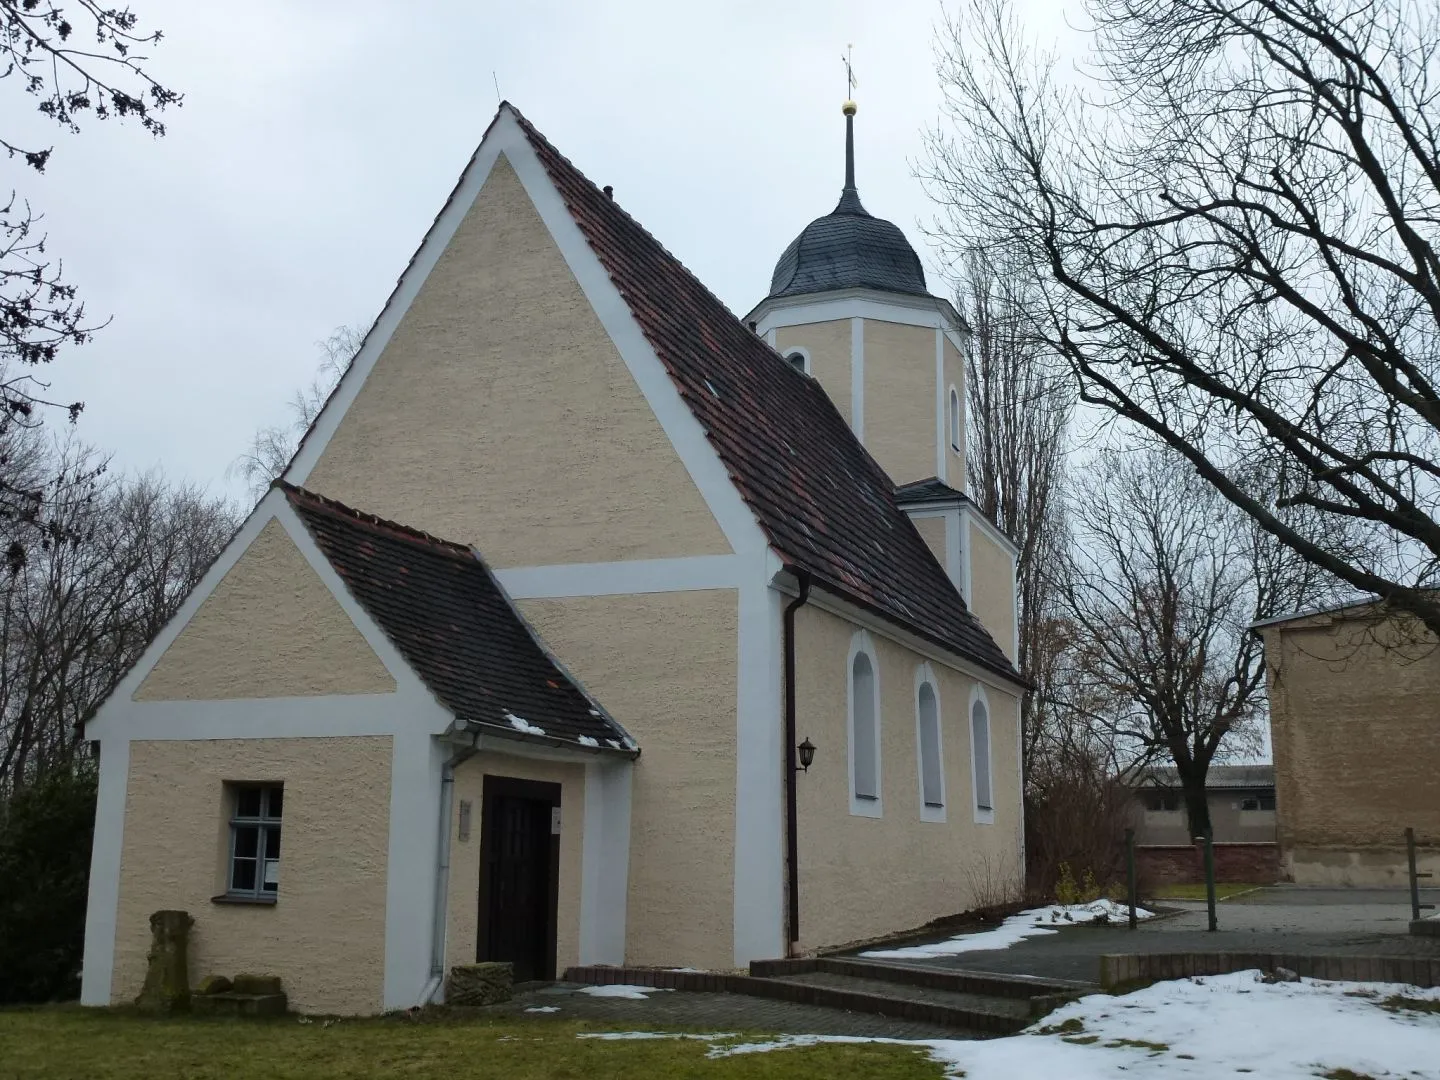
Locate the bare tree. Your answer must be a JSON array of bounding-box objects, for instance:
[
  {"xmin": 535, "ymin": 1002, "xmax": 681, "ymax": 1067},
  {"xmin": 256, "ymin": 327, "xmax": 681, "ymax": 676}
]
[
  {"xmin": 231, "ymin": 324, "xmax": 363, "ymax": 500},
  {"xmin": 927, "ymin": 0, "xmax": 1440, "ymax": 637},
  {"xmin": 0, "ymin": 439, "xmax": 235, "ymax": 791},
  {"xmin": 1054, "ymin": 445, "xmax": 1343, "ymax": 837},
  {"xmin": 0, "ymin": 3, "xmax": 178, "ymax": 557},
  {"xmin": 959, "ymin": 246, "xmax": 1073, "ymax": 777}
]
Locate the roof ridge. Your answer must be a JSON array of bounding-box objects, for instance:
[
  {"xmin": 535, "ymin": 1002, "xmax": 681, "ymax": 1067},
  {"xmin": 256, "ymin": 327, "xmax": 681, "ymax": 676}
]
[{"xmin": 278, "ymin": 482, "xmax": 475, "ymax": 561}]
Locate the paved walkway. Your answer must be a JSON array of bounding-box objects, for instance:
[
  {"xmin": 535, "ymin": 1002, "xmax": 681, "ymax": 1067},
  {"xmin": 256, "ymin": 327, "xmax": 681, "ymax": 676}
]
[
  {"xmin": 861, "ymin": 886, "xmax": 1440, "ymax": 984},
  {"xmin": 487, "ymin": 983, "xmax": 978, "ymax": 1040}
]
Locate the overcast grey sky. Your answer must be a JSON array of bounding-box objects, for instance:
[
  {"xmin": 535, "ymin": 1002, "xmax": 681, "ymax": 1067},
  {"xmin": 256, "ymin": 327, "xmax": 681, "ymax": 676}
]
[{"xmin": 18, "ymin": 0, "xmax": 1075, "ymax": 500}]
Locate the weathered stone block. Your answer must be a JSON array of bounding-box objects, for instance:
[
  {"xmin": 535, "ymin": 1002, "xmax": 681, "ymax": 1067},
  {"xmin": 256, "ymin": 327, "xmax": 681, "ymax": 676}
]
[
  {"xmin": 135, "ymin": 910, "xmax": 194, "ymax": 1014},
  {"xmin": 447, "ymin": 962, "xmax": 514, "ymax": 1005},
  {"xmin": 232, "ymin": 973, "xmax": 284, "ymax": 996},
  {"xmin": 196, "ymin": 975, "xmax": 233, "ymax": 996}
]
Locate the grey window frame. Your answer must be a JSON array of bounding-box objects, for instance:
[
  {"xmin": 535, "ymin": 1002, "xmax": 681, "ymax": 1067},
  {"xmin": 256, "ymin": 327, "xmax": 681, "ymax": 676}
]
[{"xmin": 227, "ymin": 783, "xmax": 283, "ymax": 902}]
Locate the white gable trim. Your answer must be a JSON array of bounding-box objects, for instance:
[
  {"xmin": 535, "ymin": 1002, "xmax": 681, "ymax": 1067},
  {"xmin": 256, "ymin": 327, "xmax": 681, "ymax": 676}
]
[
  {"xmin": 86, "ymin": 490, "xmax": 444, "ymax": 743},
  {"xmin": 284, "ymin": 108, "xmax": 768, "ymax": 560},
  {"xmin": 496, "ymin": 554, "xmax": 745, "ymax": 598}
]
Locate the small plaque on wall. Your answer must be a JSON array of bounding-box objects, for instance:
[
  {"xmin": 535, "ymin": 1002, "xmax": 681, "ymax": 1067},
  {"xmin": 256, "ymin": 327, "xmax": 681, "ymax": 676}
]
[
  {"xmin": 551, "ymin": 807, "xmax": 561, "ymax": 835},
  {"xmin": 458, "ymin": 800, "xmax": 472, "ymax": 842}
]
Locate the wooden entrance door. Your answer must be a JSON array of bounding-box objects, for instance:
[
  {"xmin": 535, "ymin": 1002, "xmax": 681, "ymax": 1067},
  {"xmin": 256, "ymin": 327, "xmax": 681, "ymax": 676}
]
[{"xmin": 477, "ymin": 776, "xmax": 560, "ymax": 982}]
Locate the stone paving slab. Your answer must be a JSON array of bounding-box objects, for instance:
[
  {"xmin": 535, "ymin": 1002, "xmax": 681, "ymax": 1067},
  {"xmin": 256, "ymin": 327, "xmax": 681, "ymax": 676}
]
[{"xmin": 485, "ymin": 983, "xmax": 982, "ymax": 1040}]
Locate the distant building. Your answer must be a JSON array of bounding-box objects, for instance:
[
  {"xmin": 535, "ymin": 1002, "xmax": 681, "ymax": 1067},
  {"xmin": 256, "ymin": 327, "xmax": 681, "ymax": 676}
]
[
  {"xmin": 1130, "ymin": 765, "xmax": 1279, "ymax": 885},
  {"xmin": 1255, "ymin": 600, "xmax": 1440, "ymax": 886}
]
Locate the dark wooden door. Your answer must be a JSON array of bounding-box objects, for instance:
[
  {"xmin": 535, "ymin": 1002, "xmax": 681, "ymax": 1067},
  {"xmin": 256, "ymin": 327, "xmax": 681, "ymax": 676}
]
[{"xmin": 478, "ymin": 780, "xmax": 558, "ymax": 982}]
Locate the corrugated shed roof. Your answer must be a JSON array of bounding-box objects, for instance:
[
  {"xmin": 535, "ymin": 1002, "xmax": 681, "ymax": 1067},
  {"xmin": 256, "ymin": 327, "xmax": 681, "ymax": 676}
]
[{"xmin": 1141, "ymin": 764, "xmax": 1275, "ymax": 790}]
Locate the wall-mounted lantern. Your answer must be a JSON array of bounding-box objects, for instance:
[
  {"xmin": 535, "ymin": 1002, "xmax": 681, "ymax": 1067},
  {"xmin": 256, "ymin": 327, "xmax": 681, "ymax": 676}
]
[{"xmin": 797, "ymin": 737, "xmax": 816, "ymax": 773}]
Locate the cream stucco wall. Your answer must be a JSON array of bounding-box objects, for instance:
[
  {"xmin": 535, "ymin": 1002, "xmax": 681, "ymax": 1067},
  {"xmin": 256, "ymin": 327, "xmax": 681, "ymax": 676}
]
[
  {"xmin": 516, "ymin": 590, "xmax": 737, "ymax": 969},
  {"xmin": 912, "ymin": 514, "xmax": 948, "ymax": 570},
  {"xmin": 778, "ymin": 320, "xmax": 851, "ymax": 424},
  {"xmin": 113, "ymin": 737, "xmax": 392, "ymax": 1014},
  {"xmin": 444, "ymin": 751, "xmax": 585, "ymax": 975},
  {"xmin": 967, "ymin": 520, "xmax": 1017, "ymax": 664},
  {"xmin": 792, "ymin": 604, "xmax": 1023, "ymax": 949},
  {"xmin": 303, "ymin": 154, "xmax": 728, "ymax": 566},
  {"xmin": 864, "ymin": 319, "xmax": 937, "ymax": 486},
  {"xmin": 943, "ymin": 336, "xmax": 965, "ymax": 488},
  {"xmin": 135, "ymin": 519, "xmax": 395, "ymax": 701},
  {"xmin": 1263, "ymin": 616, "xmax": 1440, "ymax": 885}
]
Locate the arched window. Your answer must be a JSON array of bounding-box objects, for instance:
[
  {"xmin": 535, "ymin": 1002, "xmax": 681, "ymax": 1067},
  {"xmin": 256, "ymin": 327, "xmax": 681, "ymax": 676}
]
[
  {"xmin": 949, "ymin": 386, "xmax": 962, "ymax": 451},
  {"xmin": 784, "ymin": 347, "xmax": 810, "ymax": 375},
  {"xmin": 916, "ymin": 670, "xmax": 945, "ymax": 822},
  {"xmin": 970, "ymin": 693, "xmax": 993, "ymax": 820},
  {"xmin": 848, "ymin": 632, "xmax": 881, "ymax": 816}
]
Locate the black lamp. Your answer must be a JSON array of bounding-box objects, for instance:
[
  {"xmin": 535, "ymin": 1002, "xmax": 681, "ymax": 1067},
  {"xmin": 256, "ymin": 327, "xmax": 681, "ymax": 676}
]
[{"xmin": 797, "ymin": 738, "xmax": 816, "ymax": 772}]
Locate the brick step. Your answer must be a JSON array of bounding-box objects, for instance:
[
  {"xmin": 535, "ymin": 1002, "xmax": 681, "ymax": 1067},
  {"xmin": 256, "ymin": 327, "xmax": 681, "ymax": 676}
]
[
  {"xmin": 756, "ymin": 956, "xmax": 1093, "ymax": 1006},
  {"xmin": 752, "ymin": 969, "xmax": 1032, "ymax": 1034}
]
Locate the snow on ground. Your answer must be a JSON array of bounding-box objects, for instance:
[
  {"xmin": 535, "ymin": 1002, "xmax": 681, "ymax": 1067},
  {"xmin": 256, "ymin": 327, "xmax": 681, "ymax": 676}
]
[
  {"xmin": 524, "ymin": 1006, "xmax": 560, "ymax": 1013},
  {"xmin": 577, "ymin": 984, "xmax": 676, "ymax": 1000},
  {"xmin": 504, "ymin": 711, "xmax": 545, "ymax": 736},
  {"xmin": 862, "ymin": 899, "xmax": 1154, "ymax": 959},
  {"xmin": 657, "ymin": 973, "xmax": 1440, "ymax": 1078}
]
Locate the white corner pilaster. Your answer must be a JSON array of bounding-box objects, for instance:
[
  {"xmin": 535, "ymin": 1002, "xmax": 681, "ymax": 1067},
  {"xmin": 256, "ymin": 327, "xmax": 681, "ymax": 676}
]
[
  {"xmin": 579, "ymin": 759, "xmax": 633, "ymax": 965},
  {"xmin": 850, "ymin": 317, "xmax": 865, "ymax": 443},
  {"xmin": 382, "ymin": 733, "xmax": 446, "ymax": 1009},
  {"xmin": 79, "ymin": 737, "xmax": 130, "ymax": 1006}
]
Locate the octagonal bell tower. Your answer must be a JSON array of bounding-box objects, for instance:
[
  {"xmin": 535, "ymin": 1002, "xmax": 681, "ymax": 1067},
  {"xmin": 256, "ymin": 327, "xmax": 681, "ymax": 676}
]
[{"xmin": 745, "ymin": 100, "xmax": 970, "ymax": 490}]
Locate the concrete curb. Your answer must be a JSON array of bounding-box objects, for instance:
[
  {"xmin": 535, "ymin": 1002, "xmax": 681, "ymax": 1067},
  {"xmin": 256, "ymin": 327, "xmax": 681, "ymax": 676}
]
[{"xmin": 1100, "ymin": 951, "xmax": 1440, "ymax": 989}]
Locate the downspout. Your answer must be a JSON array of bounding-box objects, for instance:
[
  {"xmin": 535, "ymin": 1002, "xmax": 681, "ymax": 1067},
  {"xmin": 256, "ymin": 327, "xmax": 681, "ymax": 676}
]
[
  {"xmin": 423, "ymin": 737, "xmax": 478, "ymax": 1004},
  {"xmin": 782, "ymin": 569, "xmax": 811, "ymax": 956}
]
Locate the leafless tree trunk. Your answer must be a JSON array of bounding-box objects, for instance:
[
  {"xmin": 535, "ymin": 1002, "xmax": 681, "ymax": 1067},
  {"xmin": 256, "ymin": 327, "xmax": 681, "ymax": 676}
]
[
  {"xmin": 927, "ymin": 0, "xmax": 1440, "ymax": 636},
  {"xmin": 1055, "ymin": 445, "xmax": 1343, "ymax": 837},
  {"xmin": 960, "ymin": 247, "xmax": 1073, "ymax": 780}
]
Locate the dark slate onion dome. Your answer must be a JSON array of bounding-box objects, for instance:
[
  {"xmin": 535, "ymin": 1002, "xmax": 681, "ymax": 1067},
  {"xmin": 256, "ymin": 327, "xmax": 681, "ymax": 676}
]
[{"xmin": 767, "ymin": 101, "xmax": 929, "ymax": 299}]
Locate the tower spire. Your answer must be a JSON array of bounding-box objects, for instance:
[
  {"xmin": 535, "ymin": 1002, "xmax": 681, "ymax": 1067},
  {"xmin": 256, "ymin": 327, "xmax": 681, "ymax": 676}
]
[{"xmin": 838, "ymin": 45, "xmax": 863, "ymax": 214}]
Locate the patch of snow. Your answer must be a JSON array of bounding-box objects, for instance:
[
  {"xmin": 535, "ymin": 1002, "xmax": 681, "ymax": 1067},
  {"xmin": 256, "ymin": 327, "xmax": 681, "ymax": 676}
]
[
  {"xmin": 666, "ymin": 967, "xmax": 707, "ymax": 973},
  {"xmin": 588, "ymin": 708, "xmax": 602, "ymax": 717},
  {"xmin": 504, "ymin": 711, "xmax": 545, "ymax": 736},
  {"xmin": 693, "ymin": 973, "xmax": 1440, "ymax": 1079},
  {"xmin": 524, "ymin": 1006, "xmax": 560, "ymax": 1013},
  {"xmin": 577, "ymin": 735, "xmax": 599, "ymax": 747},
  {"xmin": 605, "ymin": 739, "xmax": 620, "ymax": 748},
  {"xmin": 577, "ymin": 984, "xmax": 676, "ymax": 1000},
  {"xmin": 862, "ymin": 900, "xmax": 1154, "ymax": 959}
]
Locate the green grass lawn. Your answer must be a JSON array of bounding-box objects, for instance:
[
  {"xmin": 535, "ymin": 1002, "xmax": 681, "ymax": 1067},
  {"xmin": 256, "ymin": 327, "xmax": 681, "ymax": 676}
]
[
  {"xmin": 0, "ymin": 1006, "xmax": 946, "ymax": 1080},
  {"xmin": 1147, "ymin": 883, "xmax": 1263, "ymax": 902}
]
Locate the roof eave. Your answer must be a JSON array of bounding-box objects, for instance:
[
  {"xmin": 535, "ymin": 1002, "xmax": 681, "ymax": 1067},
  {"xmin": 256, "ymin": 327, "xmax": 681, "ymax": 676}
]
[{"xmin": 450, "ymin": 719, "xmax": 640, "ymax": 761}]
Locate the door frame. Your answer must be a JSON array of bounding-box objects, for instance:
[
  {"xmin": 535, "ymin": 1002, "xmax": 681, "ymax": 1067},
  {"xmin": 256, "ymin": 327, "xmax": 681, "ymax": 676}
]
[{"xmin": 476, "ymin": 774, "xmax": 562, "ymax": 980}]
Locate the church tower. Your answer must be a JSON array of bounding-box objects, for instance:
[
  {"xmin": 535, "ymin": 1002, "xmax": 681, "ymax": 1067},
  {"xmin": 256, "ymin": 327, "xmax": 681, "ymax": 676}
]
[
  {"xmin": 745, "ymin": 99, "xmax": 968, "ymax": 491},
  {"xmin": 747, "ymin": 99, "xmax": 1019, "ymax": 662}
]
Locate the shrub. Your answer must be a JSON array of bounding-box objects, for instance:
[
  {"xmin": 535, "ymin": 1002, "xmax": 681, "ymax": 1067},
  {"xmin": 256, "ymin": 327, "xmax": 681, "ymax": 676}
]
[{"xmin": 0, "ymin": 768, "xmax": 97, "ymax": 1004}]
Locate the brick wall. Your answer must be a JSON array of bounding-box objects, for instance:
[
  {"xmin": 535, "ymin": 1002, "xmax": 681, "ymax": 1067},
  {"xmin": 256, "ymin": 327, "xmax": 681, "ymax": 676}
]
[{"xmin": 1137, "ymin": 843, "xmax": 1280, "ymax": 888}]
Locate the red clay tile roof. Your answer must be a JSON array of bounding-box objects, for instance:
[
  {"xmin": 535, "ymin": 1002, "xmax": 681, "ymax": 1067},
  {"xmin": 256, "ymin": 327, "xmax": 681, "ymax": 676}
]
[
  {"xmin": 511, "ymin": 106, "xmax": 1018, "ymax": 682},
  {"xmin": 282, "ymin": 483, "xmax": 636, "ymax": 755}
]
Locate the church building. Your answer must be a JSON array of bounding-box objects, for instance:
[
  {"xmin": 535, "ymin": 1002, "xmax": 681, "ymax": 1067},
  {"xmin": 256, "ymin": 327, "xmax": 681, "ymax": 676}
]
[{"xmin": 80, "ymin": 100, "xmax": 1024, "ymax": 1015}]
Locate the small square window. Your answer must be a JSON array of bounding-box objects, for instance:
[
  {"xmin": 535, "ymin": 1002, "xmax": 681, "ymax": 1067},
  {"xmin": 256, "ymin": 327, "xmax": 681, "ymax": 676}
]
[{"xmin": 227, "ymin": 783, "xmax": 282, "ymax": 901}]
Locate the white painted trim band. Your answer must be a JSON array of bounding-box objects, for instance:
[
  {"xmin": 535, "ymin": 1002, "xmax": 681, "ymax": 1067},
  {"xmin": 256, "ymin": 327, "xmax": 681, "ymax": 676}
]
[{"xmin": 496, "ymin": 555, "xmax": 745, "ymax": 599}]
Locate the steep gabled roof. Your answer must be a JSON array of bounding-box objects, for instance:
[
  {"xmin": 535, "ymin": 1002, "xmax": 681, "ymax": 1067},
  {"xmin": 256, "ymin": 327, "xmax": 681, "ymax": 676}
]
[
  {"xmin": 511, "ymin": 106, "xmax": 1017, "ymax": 683},
  {"xmin": 282, "ymin": 483, "xmax": 635, "ymax": 756}
]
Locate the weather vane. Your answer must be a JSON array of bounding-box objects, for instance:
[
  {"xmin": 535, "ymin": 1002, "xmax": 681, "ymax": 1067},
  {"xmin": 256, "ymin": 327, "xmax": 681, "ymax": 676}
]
[{"xmin": 843, "ymin": 43, "xmax": 858, "ymax": 101}]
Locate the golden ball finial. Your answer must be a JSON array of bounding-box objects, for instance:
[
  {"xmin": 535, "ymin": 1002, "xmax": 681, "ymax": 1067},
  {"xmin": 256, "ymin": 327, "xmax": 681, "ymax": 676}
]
[{"xmin": 842, "ymin": 100, "xmax": 858, "ymax": 116}]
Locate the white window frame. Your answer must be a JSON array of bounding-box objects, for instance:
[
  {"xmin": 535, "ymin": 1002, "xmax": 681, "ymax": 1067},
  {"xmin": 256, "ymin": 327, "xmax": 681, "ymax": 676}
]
[
  {"xmin": 847, "ymin": 630, "xmax": 882, "ymax": 818},
  {"xmin": 782, "ymin": 345, "xmax": 811, "ymax": 375},
  {"xmin": 968, "ymin": 684, "xmax": 995, "ymax": 824},
  {"xmin": 914, "ymin": 664, "xmax": 945, "ymax": 823},
  {"xmin": 948, "ymin": 385, "xmax": 962, "ymax": 451}
]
